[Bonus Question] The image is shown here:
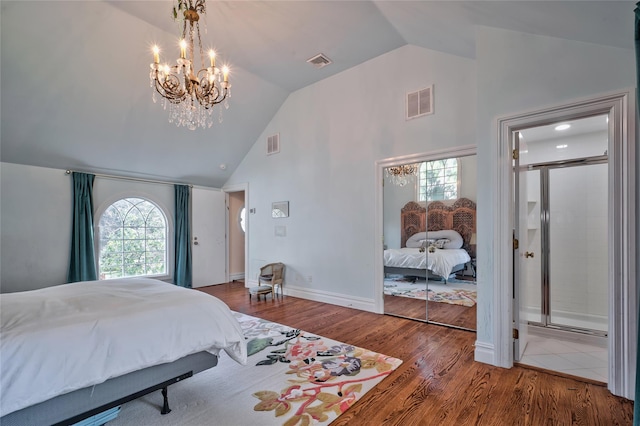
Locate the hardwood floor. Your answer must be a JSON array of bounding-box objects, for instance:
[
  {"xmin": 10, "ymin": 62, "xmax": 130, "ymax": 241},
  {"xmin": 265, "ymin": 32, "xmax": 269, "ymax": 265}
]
[
  {"xmin": 384, "ymin": 294, "xmax": 477, "ymax": 330},
  {"xmin": 199, "ymin": 282, "xmax": 634, "ymax": 425}
]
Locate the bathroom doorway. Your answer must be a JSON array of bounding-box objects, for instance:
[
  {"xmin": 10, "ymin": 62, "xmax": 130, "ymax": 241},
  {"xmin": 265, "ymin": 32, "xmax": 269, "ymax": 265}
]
[{"xmin": 514, "ymin": 115, "xmax": 609, "ymax": 382}]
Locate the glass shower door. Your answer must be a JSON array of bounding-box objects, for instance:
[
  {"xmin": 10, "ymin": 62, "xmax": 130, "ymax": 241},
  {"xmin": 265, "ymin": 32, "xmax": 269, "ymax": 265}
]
[
  {"xmin": 547, "ymin": 163, "xmax": 608, "ymax": 333},
  {"xmin": 522, "ymin": 169, "xmax": 542, "ymax": 325}
]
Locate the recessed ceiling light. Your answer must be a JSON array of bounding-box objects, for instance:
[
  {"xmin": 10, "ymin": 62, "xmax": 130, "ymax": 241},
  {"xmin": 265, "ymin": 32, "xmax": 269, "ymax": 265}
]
[
  {"xmin": 556, "ymin": 144, "xmax": 568, "ymax": 149},
  {"xmin": 555, "ymin": 124, "xmax": 571, "ymax": 131}
]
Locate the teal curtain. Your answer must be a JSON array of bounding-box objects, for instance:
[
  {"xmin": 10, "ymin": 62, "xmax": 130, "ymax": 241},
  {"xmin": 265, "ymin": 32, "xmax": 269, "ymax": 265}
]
[
  {"xmin": 635, "ymin": 3, "xmax": 640, "ymax": 424},
  {"xmin": 174, "ymin": 184, "xmax": 192, "ymax": 288},
  {"xmin": 67, "ymin": 172, "xmax": 97, "ymax": 283}
]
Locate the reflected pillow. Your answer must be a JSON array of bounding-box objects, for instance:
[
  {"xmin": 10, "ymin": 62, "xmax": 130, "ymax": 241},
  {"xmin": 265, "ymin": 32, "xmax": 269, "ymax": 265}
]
[
  {"xmin": 406, "ymin": 230, "xmax": 463, "ymax": 249},
  {"xmin": 433, "ymin": 239, "xmax": 450, "ymax": 249},
  {"xmin": 406, "ymin": 233, "xmax": 427, "ymax": 248}
]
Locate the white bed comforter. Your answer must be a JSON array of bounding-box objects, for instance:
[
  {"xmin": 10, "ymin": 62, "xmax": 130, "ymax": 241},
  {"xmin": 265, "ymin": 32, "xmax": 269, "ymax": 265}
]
[
  {"xmin": 0, "ymin": 278, "xmax": 247, "ymax": 416},
  {"xmin": 384, "ymin": 247, "xmax": 471, "ymax": 278}
]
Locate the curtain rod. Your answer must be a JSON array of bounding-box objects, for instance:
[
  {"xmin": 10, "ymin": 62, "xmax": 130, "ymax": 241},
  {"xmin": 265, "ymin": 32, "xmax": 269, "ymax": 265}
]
[{"xmin": 65, "ymin": 170, "xmax": 193, "ymax": 188}]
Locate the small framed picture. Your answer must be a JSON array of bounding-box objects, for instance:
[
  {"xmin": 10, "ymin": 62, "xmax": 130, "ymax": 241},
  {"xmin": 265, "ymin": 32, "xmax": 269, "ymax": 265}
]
[{"xmin": 272, "ymin": 201, "xmax": 289, "ymax": 218}]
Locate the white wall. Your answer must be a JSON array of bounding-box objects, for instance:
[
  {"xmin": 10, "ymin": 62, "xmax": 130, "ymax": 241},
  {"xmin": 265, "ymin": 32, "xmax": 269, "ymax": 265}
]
[
  {"xmin": 225, "ymin": 44, "xmax": 477, "ymax": 306},
  {"xmin": 1, "ymin": 163, "xmax": 176, "ymax": 292},
  {"xmin": 1, "ymin": 163, "xmax": 71, "ymax": 292},
  {"xmin": 475, "ymin": 27, "xmax": 635, "ymax": 353}
]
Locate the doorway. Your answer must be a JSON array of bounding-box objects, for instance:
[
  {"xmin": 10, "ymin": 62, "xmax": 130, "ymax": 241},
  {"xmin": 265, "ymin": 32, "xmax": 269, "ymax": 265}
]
[
  {"xmin": 227, "ymin": 190, "xmax": 246, "ymax": 282},
  {"xmin": 514, "ymin": 116, "xmax": 609, "ymax": 383},
  {"xmin": 224, "ymin": 184, "xmax": 249, "ymax": 285},
  {"xmin": 495, "ymin": 90, "xmax": 636, "ymax": 399}
]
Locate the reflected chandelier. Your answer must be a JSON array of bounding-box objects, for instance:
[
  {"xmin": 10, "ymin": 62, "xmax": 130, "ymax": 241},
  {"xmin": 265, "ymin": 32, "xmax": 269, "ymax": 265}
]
[
  {"xmin": 385, "ymin": 164, "xmax": 419, "ymax": 187},
  {"xmin": 150, "ymin": 0, "xmax": 231, "ymax": 130}
]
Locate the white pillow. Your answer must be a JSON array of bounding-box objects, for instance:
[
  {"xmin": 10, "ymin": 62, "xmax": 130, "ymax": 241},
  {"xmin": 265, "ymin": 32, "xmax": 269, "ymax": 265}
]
[
  {"xmin": 406, "ymin": 230, "xmax": 463, "ymax": 249},
  {"xmin": 427, "ymin": 230, "xmax": 463, "ymax": 249},
  {"xmin": 406, "ymin": 232, "xmax": 427, "ymax": 248},
  {"xmin": 432, "ymin": 238, "xmax": 450, "ymax": 249}
]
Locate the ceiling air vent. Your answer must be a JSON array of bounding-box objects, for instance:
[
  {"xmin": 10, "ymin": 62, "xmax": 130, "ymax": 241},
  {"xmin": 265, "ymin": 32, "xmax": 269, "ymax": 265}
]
[
  {"xmin": 266, "ymin": 134, "xmax": 280, "ymax": 155},
  {"xmin": 406, "ymin": 85, "xmax": 434, "ymax": 120},
  {"xmin": 306, "ymin": 53, "xmax": 332, "ymax": 69}
]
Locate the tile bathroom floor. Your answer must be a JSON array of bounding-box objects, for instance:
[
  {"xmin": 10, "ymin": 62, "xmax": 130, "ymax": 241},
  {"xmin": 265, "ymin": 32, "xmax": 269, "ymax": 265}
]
[{"xmin": 517, "ymin": 333, "xmax": 608, "ymax": 383}]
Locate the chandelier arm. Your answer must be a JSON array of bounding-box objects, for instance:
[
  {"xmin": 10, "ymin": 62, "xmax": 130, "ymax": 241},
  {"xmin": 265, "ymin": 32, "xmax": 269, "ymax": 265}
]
[
  {"xmin": 195, "ymin": 0, "xmax": 206, "ymax": 13},
  {"xmin": 194, "ymin": 84, "xmax": 227, "ymax": 107},
  {"xmin": 153, "ymin": 70, "xmax": 188, "ymax": 104},
  {"xmin": 193, "ymin": 69, "xmax": 227, "ymax": 106}
]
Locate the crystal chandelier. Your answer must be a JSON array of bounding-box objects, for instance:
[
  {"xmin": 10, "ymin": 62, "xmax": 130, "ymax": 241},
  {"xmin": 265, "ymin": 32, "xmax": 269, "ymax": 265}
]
[
  {"xmin": 385, "ymin": 164, "xmax": 419, "ymax": 187},
  {"xmin": 149, "ymin": 0, "xmax": 231, "ymax": 130}
]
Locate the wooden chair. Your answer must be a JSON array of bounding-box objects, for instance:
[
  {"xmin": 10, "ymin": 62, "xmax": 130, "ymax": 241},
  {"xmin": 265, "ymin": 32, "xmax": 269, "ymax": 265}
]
[{"xmin": 257, "ymin": 262, "xmax": 285, "ymax": 298}]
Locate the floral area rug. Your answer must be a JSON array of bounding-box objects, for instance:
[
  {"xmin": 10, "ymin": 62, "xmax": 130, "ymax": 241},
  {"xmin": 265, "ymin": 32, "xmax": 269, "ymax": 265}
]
[
  {"xmin": 384, "ymin": 278, "xmax": 477, "ymax": 307},
  {"xmin": 109, "ymin": 312, "xmax": 402, "ymax": 426}
]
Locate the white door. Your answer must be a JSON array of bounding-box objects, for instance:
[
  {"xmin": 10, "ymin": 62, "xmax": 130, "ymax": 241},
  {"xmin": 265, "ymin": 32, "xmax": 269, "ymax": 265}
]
[
  {"xmin": 191, "ymin": 187, "xmax": 226, "ymax": 288},
  {"xmin": 513, "ymin": 131, "xmax": 529, "ymax": 361}
]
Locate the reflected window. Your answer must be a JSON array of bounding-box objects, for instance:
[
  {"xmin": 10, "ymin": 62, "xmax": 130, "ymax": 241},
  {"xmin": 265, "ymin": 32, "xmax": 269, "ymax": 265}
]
[{"xmin": 418, "ymin": 159, "xmax": 459, "ymax": 201}]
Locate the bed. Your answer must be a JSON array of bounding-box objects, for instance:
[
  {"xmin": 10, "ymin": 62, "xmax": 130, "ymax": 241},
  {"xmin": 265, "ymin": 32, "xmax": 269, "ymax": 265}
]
[
  {"xmin": 384, "ymin": 198, "xmax": 476, "ymax": 281},
  {"xmin": 0, "ymin": 277, "xmax": 247, "ymax": 426}
]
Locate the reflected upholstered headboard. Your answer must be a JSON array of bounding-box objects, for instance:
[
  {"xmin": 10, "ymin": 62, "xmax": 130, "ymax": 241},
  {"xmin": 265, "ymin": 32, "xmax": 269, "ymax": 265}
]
[{"xmin": 400, "ymin": 198, "xmax": 477, "ymax": 256}]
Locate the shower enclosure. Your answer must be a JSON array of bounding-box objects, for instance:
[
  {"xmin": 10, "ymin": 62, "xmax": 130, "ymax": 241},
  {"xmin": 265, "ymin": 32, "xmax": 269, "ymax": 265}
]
[{"xmin": 523, "ymin": 159, "xmax": 608, "ymax": 336}]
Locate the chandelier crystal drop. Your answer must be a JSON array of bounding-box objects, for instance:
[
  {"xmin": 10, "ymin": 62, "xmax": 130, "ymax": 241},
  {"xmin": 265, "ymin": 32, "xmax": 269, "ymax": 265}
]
[
  {"xmin": 385, "ymin": 164, "xmax": 419, "ymax": 187},
  {"xmin": 149, "ymin": 0, "xmax": 231, "ymax": 130}
]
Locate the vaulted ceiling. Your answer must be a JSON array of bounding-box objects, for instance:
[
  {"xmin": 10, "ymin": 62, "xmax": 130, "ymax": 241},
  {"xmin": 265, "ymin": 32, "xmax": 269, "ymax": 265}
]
[{"xmin": 1, "ymin": 1, "xmax": 634, "ymax": 187}]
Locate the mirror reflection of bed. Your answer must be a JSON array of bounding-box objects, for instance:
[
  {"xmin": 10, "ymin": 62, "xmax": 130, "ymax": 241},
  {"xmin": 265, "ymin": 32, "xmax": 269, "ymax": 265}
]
[{"xmin": 383, "ymin": 155, "xmax": 477, "ymax": 331}]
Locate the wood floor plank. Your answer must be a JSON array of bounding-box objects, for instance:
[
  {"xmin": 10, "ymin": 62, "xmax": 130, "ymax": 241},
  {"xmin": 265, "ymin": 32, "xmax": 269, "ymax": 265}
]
[{"xmin": 199, "ymin": 282, "xmax": 634, "ymax": 425}]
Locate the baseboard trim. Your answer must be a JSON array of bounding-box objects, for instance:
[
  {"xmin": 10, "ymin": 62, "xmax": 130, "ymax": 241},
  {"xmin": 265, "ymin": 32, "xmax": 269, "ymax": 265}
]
[
  {"xmin": 229, "ymin": 273, "xmax": 245, "ymax": 282},
  {"xmin": 474, "ymin": 340, "xmax": 496, "ymax": 365},
  {"xmin": 274, "ymin": 284, "xmax": 376, "ymax": 313}
]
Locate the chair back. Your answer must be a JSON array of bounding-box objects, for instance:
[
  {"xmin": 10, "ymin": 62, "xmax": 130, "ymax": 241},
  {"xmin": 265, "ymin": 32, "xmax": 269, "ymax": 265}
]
[
  {"xmin": 260, "ymin": 262, "xmax": 285, "ymax": 285},
  {"xmin": 271, "ymin": 263, "xmax": 284, "ymax": 282}
]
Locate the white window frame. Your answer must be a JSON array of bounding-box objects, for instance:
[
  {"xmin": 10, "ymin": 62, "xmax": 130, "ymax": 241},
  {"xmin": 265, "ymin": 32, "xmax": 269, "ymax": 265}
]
[
  {"xmin": 417, "ymin": 158, "xmax": 460, "ymax": 202},
  {"xmin": 95, "ymin": 196, "xmax": 171, "ymax": 281}
]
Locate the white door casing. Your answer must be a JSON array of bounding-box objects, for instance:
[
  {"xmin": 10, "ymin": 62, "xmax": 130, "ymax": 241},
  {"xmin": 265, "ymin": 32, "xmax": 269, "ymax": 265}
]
[
  {"xmin": 223, "ymin": 183, "xmax": 250, "ymax": 287},
  {"xmin": 513, "ymin": 131, "xmax": 529, "ymax": 361},
  {"xmin": 493, "ymin": 89, "xmax": 636, "ymax": 399},
  {"xmin": 191, "ymin": 187, "xmax": 226, "ymax": 288}
]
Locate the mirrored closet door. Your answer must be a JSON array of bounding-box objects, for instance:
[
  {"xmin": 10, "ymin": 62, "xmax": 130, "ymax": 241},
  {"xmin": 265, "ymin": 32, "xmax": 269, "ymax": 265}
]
[
  {"xmin": 382, "ymin": 154, "xmax": 477, "ymax": 331},
  {"xmin": 383, "ymin": 162, "xmax": 428, "ymax": 322}
]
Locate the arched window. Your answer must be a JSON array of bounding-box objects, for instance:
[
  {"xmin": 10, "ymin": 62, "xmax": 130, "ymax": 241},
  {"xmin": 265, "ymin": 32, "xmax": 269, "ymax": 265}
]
[{"xmin": 98, "ymin": 198, "xmax": 167, "ymax": 280}]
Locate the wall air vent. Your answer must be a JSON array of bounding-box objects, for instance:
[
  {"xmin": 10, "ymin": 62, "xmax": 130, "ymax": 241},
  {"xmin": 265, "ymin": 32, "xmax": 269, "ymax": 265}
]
[
  {"xmin": 406, "ymin": 85, "xmax": 434, "ymax": 120},
  {"xmin": 306, "ymin": 53, "xmax": 332, "ymax": 69},
  {"xmin": 267, "ymin": 133, "xmax": 280, "ymax": 155}
]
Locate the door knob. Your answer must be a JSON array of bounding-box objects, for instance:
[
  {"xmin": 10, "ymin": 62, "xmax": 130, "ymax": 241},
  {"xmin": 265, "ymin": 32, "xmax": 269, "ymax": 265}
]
[{"xmin": 525, "ymin": 251, "xmax": 534, "ymax": 258}]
